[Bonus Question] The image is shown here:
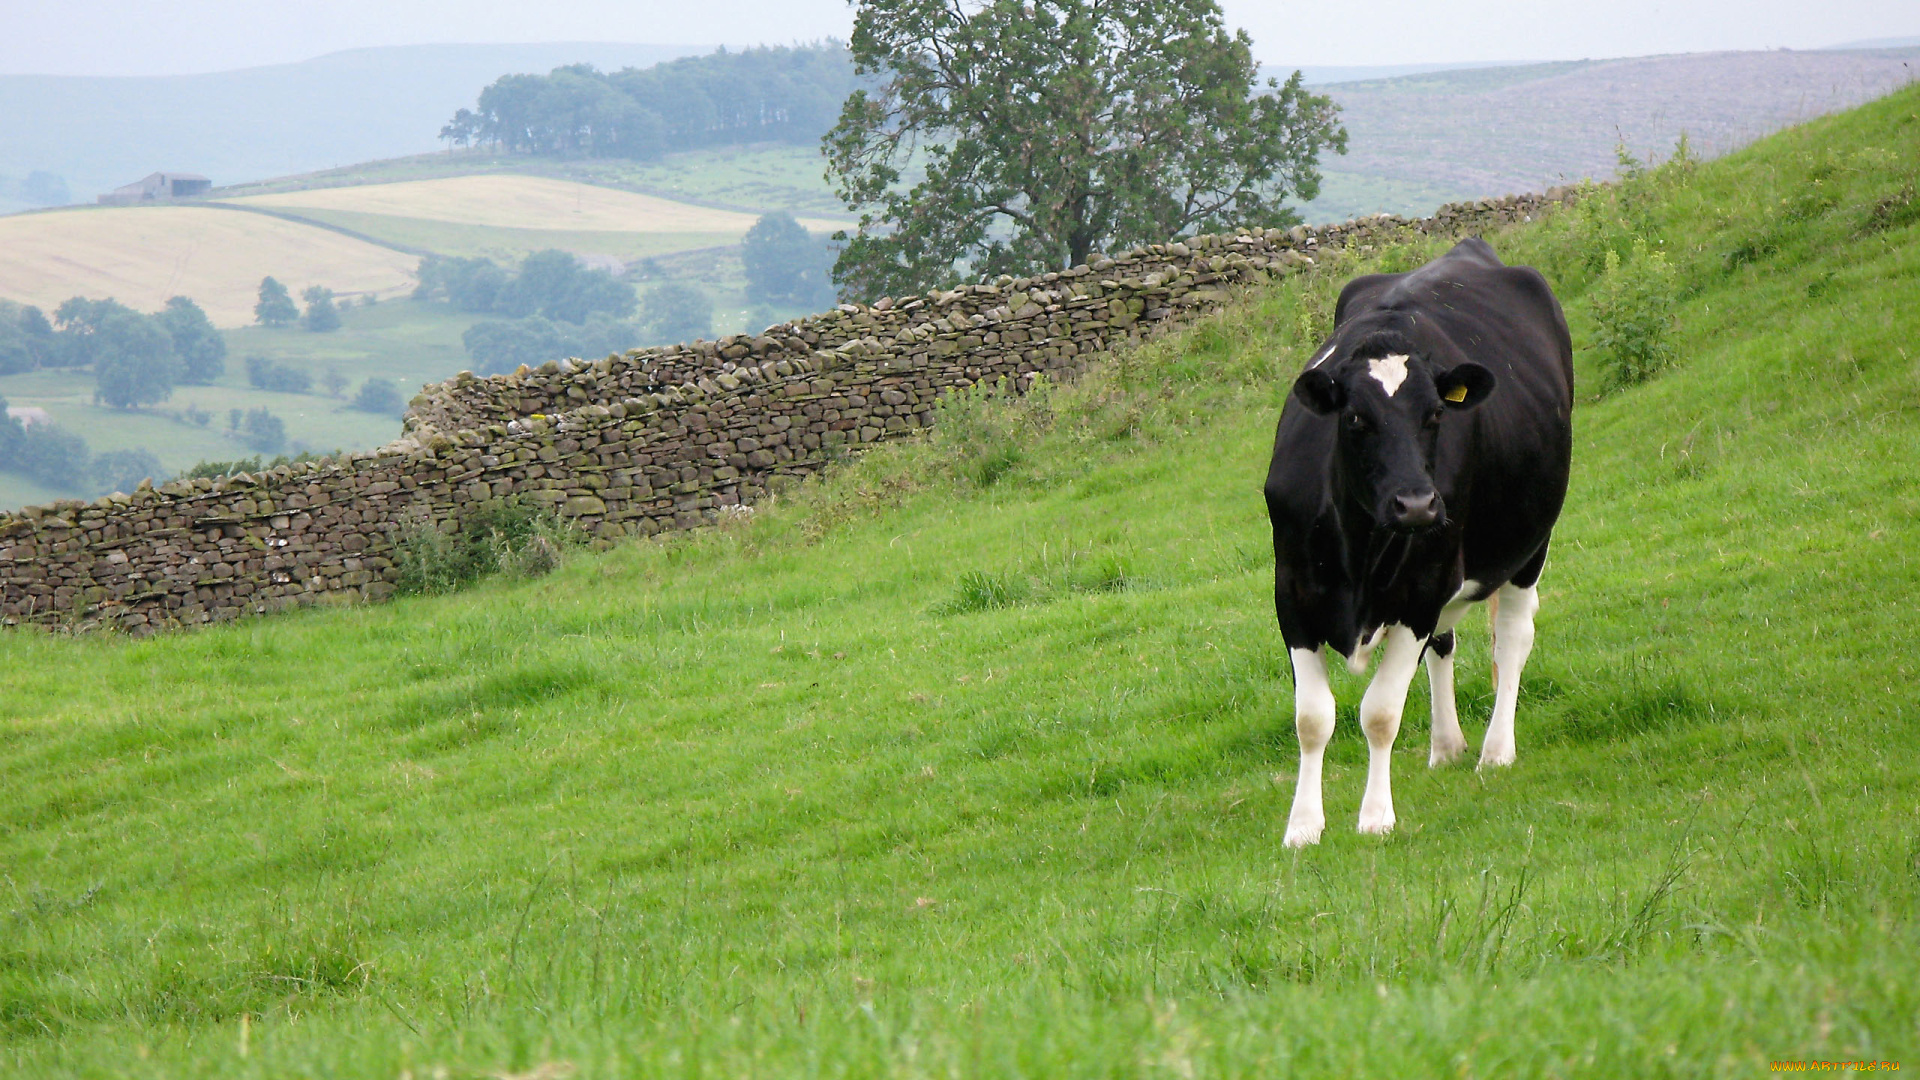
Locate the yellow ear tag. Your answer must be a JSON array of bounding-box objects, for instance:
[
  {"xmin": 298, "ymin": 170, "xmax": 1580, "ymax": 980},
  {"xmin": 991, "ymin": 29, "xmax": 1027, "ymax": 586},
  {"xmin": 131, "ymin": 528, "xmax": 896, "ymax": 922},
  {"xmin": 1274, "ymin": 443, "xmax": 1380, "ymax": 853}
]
[{"xmin": 1444, "ymin": 384, "xmax": 1469, "ymax": 403}]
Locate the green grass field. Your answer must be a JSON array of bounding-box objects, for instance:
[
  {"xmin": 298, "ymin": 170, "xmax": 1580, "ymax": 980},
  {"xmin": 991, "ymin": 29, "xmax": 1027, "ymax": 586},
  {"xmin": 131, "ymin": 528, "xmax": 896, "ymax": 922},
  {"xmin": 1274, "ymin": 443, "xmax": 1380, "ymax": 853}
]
[
  {"xmin": 248, "ymin": 208, "xmax": 740, "ymax": 264},
  {"xmin": 3, "ymin": 86, "xmax": 1918, "ymax": 1078}
]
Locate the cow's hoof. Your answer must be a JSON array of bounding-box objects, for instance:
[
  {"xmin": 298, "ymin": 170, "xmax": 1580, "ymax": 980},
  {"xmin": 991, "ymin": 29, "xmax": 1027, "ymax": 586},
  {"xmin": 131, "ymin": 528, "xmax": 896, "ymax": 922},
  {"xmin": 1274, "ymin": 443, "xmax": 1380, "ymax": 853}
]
[
  {"xmin": 1477, "ymin": 746, "xmax": 1516, "ymax": 769},
  {"xmin": 1283, "ymin": 818, "xmax": 1324, "ymax": 848},
  {"xmin": 1429, "ymin": 740, "xmax": 1468, "ymax": 767},
  {"xmin": 1356, "ymin": 807, "xmax": 1396, "ymax": 835}
]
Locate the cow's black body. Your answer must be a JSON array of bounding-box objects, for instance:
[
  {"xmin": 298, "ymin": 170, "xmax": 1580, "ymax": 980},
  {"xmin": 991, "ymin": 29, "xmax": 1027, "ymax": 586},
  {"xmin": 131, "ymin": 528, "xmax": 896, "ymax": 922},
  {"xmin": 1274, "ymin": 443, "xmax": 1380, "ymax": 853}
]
[{"xmin": 1263, "ymin": 238, "xmax": 1573, "ymax": 658}]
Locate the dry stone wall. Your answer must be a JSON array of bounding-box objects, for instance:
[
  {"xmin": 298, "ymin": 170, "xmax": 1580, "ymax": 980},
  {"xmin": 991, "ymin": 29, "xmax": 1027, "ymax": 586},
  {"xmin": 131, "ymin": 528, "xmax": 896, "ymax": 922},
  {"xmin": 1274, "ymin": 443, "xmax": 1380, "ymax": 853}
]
[{"xmin": 0, "ymin": 190, "xmax": 1573, "ymax": 633}]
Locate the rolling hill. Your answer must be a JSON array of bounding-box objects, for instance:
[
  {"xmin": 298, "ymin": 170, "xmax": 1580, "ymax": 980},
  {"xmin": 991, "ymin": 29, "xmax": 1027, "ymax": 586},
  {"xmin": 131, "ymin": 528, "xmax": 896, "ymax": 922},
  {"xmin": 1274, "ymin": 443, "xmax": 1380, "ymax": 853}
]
[
  {"xmin": 0, "ymin": 43, "xmax": 704, "ymax": 213},
  {"xmin": 2, "ymin": 80, "xmax": 1917, "ymax": 1077},
  {"xmin": 226, "ymin": 174, "xmax": 843, "ymax": 233},
  {"xmin": 1307, "ymin": 45, "xmax": 1920, "ymax": 219},
  {"xmin": 0, "ymin": 204, "xmax": 419, "ymax": 325},
  {"xmin": 0, "ymin": 157, "xmax": 856, "ymax": 511},
  {"xmin": 220, "ymin": 173, "xmax": 850, "ymax": 265},
  {"xmin": 0, "ymin": 170, "xmax": 853, "ymax": 332},
  {"xmin": 214, "ymin": 143, "xmax": 852, "ymax": 221}
]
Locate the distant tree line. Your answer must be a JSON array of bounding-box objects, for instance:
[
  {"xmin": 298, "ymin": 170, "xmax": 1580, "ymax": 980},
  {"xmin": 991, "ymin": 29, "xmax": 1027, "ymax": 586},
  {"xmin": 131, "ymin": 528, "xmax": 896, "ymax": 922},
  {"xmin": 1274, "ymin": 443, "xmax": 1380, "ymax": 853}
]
[
  {"xmin": 0, "ymin": 285, "xmax": 399, "ymax": 501},
  {"xmin": 254, "ymin": 277, "xmax": 346, "ymax": 332},
  {"xmin": 1, "ymin": 391, "xmax": 167, "ymax": 496},
  {"xmin": 0, "ymin": 296, "xmax": 300, "ymax": 497},
  {"xmin": 414, "ymin": 248, "xmax": 718, "ymax": 375},
  {"xmin": 1, "ymin": 171, "xmax": 71, "ymax": 208},
  {"xmin": 415, "ymin": 248, "xmax": 639, "ymax": 375},
  {"xmin": 439, "ymin": 45, "xmax": 858, "ymax": 159},
  {"xmin": 0, "ymin": 296, "xmax": 226, "ymax": 406},
  {"xmin": 415, "ymin": 250, "xmax": 637, "ymax": 322}
]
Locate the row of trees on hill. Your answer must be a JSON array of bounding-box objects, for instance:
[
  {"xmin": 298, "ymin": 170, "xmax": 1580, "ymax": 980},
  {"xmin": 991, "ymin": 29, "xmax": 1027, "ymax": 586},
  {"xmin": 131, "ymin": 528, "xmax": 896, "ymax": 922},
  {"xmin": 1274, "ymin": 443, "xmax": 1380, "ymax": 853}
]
[{"xmin": 440, "ymin": 45, "xmax": 858, "ymax": 159}]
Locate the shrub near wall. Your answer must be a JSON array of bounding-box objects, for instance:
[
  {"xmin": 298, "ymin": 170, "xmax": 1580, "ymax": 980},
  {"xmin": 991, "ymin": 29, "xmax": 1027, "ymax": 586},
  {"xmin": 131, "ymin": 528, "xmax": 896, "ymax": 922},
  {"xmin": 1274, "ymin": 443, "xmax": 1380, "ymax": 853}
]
[{"xmin": 0, "ymin": 191, "xmax": 1573, "ymax": 634}]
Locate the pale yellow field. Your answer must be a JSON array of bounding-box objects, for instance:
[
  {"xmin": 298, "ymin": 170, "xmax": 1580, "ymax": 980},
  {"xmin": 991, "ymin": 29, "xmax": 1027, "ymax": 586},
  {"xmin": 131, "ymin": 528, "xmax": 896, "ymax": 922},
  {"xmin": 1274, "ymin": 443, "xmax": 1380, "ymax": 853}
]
[
  {"xmin": 0, "ymin": 206, "xmax": 419, "ymax": 327},
  {"xmin": 228, "ymin": 175, "xmax": 847, "ymax": 234}
]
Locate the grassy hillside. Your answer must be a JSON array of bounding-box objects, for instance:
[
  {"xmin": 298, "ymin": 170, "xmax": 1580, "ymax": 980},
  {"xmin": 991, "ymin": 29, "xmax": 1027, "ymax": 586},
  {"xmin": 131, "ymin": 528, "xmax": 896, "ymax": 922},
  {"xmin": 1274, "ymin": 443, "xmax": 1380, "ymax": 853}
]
[
  {"xmin": 3, "ymin": 84, "xmax": 1919, "ymax": 1078},
  {"xmin": 226, "ymin": 174, "xmax": 843, "ymax": 236}
]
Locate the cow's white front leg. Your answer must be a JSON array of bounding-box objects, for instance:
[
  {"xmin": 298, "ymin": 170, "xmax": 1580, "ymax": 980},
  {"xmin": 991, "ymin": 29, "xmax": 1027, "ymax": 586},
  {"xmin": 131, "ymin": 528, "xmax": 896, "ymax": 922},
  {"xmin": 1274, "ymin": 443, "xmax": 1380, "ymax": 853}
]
[
  {"xmin": 1284, "ymin": 647, "xmax": 1336, "ymax": 848},
  {"xmin": 1426, "ymin": 633, "xmax": 1467, "ymax": 766},
  {"xmin": 1480, "ymin": 583, "xmax": 1539, "ymax": 769},
  {"xmin": 1358, "ymin": 626, "xmax": 1425, "ymax": 834}
]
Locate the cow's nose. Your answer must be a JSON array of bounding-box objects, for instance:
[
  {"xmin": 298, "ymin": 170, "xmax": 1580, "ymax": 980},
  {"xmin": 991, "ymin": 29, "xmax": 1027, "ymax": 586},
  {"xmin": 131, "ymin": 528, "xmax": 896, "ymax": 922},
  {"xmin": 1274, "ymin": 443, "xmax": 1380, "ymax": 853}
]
[{"xmin": 1391, "ymin": 489, "xmax": 1441, "ymax": 527}]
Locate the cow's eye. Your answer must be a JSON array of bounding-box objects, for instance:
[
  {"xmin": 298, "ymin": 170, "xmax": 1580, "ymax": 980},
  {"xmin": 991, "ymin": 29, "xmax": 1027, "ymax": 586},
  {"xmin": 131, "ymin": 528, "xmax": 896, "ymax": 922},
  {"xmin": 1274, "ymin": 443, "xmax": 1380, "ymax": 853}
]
[
  {"xmin": 1425, "ymin": 407, "xmax": 1445, "ymax": 427},
  {"xmin": 1345, "ymin": 412, "xmax": 1370, "ymax": 433}
]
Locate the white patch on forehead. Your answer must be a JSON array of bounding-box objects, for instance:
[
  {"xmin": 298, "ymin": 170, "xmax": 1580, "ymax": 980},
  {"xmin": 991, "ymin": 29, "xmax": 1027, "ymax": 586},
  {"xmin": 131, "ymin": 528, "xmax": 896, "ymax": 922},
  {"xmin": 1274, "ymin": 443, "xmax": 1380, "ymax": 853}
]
[{"xmin": 1368, "ymin": 354, "xmax": 1410, "ymax": 396}]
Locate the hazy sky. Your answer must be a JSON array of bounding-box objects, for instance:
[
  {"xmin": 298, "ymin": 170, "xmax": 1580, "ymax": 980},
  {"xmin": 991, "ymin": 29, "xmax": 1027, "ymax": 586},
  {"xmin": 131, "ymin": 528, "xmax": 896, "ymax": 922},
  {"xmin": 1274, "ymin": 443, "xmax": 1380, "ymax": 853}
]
[{"xmin": 0, "ymin": 0, "xmax": 1914, "ymax": 77}]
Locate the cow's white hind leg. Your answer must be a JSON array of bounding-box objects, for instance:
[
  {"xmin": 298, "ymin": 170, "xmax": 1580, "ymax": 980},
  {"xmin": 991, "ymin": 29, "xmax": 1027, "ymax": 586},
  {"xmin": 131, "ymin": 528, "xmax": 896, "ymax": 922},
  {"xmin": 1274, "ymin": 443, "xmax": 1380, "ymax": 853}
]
[
  {"xmin": 1480, "ymin": 582, "xmax": 1540, "ymax": 769},
  {"xmin": 1284, "ymin": 647, "xmax": 1336, "ymax": 848},
  {"xmin": 1358, "ymin": 626, "xmax": 1425, "ymax": 835},
  {"xmin": 1426, "ymin": 634, "xmax": 1467, "ymax": 766}
]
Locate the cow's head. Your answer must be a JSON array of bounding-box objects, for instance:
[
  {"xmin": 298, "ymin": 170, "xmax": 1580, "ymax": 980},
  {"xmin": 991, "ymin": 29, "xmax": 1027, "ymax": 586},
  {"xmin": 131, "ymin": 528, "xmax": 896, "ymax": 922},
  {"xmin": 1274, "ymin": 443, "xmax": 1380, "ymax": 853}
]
[{"xmin": 1292, "ymin": 349, "xmax": 1495, "ymax": 530}]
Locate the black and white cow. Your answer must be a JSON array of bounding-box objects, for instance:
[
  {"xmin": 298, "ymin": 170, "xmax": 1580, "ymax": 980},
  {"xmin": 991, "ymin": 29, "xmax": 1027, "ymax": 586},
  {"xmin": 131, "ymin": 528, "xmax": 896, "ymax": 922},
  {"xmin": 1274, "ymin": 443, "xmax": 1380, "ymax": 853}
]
[{"xmin": 1263, "ymin": 237, "xmax": 1573, "ymax": 846}]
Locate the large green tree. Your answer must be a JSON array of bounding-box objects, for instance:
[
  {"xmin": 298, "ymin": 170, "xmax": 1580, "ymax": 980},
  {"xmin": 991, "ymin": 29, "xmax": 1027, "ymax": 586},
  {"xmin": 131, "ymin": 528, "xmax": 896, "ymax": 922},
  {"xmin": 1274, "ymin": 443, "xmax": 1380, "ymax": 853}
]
[
  {"xmin": 450, "ymin": 46, "xmax": 855, "ymax": 159},
  {"xmin": 93, "ymin": 448, "xmax": 166, "ymax": 495},
  {"xmin": 155, "ymin": 296, "xmax": 226, "ymax": 383},
  {"xmin": 494, "ymin": 250, "xmax": 636, "ymax": 324},
  {"xmin": 255, "ymin": 277, "xmax": 298, "ymax": 327},
  {"xmin": 742, "ymin": 212, "xmax": 836, "ymax": 307},
  {"xmin": 301, "ymin": 286, "xmax": 342, "ymax": 333},
  {"xmin": 825, "ymin": 0, "xmax": 1346, "ymax": 300},
  {"xmin": 91, "ymin": 310, "xmax": 179, "ymax": 409},
  {"xmin": 640, "ymin": 283, "xmax": 713, "ymax": 344}
]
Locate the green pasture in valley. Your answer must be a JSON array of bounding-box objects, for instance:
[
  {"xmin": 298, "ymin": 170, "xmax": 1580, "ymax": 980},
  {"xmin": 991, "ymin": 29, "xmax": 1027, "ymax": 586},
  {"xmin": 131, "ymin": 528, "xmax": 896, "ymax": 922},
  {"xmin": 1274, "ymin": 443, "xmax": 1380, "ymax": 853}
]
[
  {"xmin": 3, "ymin": 86, "xmax": 1918, "ymax": 1077},
  {"xmin": 251, "ymin": 208, "xmax": 740, "ymax": 265},
  {"xmin": 0, "ymin": 301, "xmax": 476, "ymax": 508},
  {"xmin": 0, "ymin": 286, "xmax": 867, "ymax": 515}
]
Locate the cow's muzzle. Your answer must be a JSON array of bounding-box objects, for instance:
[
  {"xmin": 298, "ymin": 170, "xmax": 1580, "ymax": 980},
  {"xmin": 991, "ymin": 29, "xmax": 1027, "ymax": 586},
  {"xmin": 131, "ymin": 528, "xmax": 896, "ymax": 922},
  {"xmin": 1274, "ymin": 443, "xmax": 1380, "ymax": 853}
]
[{"xmin": 1388, "ymin": 489, "xmax": 1443, "ymax": 529}]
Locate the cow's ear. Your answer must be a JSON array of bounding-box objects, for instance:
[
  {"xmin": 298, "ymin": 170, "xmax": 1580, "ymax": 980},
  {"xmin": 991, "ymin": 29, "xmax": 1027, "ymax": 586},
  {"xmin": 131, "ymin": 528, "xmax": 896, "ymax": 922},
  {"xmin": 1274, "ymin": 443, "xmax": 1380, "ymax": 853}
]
[
  {"xmin": 1436, "ymin": 363, "xmax": 1495, "ymax": 409},
  {"xmin": 1293, "ymin": 369, "xmax": 1347, "ymax": 414}
]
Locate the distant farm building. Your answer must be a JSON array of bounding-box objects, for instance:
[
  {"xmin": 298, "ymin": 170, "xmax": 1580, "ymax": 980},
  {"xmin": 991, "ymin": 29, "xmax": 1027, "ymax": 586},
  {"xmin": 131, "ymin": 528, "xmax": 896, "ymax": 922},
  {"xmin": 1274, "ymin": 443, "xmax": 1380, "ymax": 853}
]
[{"xmin": 97, "ymin": 172, "xmax": 212, "ymax": 206}]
